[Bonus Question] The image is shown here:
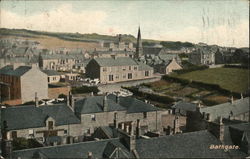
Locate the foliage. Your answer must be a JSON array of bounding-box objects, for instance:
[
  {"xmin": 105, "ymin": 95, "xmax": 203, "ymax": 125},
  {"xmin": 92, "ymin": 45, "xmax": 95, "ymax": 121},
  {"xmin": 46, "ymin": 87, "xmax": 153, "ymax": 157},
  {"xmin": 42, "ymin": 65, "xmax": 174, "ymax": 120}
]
[
  {"xmin": 71, "ymin": 86, "xmax": 99, "ymax": 94},
  {"xmin": 12, "ymin": 138, "xmax": 43, "ymax": 150},
  {"xmin": 160, "ymin": 41, "xmax": 194, "ymax": 50},
  {"xmin": 58, "ymin": 94, "xmax": 67, "ymax": 99}
]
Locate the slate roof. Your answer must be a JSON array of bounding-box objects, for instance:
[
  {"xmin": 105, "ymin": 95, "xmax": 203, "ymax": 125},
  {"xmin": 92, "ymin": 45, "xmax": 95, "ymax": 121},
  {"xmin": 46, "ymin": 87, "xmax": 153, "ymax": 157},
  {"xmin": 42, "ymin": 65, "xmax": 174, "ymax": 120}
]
[
  {"xmin": 136, "ymin": 130, "xmax": 231, "ymax": 158},
  {"xmin": 74, "ymin": 95, "xmax": 126, "ymax": 114},
  {"xmin": 12, "ymin": 138, "xmax": 134, "ymax": 159},
  {"xmin": 40, "ymin": 54, "xmax": 85, "ymax": 60},
  {"xmin": 137, "ymin": 62, "xmax": 153, "ymax": 71},
  {"xmin": 93, "ymin": 50, "xmax": 134, "ymax": 55},
  {"xmin": 172, "ymin": 101, "xmax": 197, "ymax": 112},
  {"xmin": 200, "ymin": 97, "xmax": 249, "ymax": 121},
  {"xmin": 74, "ymin": 94, "xmax": 160, "ymax": 115},
  {"xmin": 1, "ymin": 104, "xmax": 80, "ymax": 130},
  {"xmin": 93, "ymin": 57, "xmax": 138, "ymax": 67},
  {"xmin": 42, "ymin": 70, "xmax": 61, "ymax": 76},
  {"xmin": 0, "ymin": 65, "xmax": 32, "ymax": 76}
]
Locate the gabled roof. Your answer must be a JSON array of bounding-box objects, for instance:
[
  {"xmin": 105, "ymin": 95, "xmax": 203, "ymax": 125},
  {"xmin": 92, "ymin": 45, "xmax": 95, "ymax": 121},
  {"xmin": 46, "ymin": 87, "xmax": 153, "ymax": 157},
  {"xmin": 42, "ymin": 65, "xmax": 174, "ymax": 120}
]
[
  {"xmin": 12, "ymin": 138, "xmax": 134, "ymax": 159},
  {"xmin": 74, "ymin": 95, "xmax": 126, "ymax": 114},
  {"xmin": 1, "ymin": 104, "xmax": 80, "ymax": 130},
  {"xmin": 42, "ymin": 70, "xmax": 61, "ymax": 76},
  {"xmin": 40, "ymin": 54, "xmax": 85, "ymax": 60},
  {"xmin": 93, "ymin": 57, "xmax": 138, "ymax": 67},
  {"xmin": 136, "ymin": 130, "xmax": 231, "ymax": 158},
  {"xmin": 74, "ymin": 94, "xmax": 160, "ymax": 115},
  {"xmin": 200, "ymin": 97, "xmax": 249, "ymax": 121},
  {"xmin": 172, "ymin": 101, "xmax": 197, "ymax": 112},
  {"xmin": 0, "ymin": 65, "xmax": 32, "ymax": 76}
]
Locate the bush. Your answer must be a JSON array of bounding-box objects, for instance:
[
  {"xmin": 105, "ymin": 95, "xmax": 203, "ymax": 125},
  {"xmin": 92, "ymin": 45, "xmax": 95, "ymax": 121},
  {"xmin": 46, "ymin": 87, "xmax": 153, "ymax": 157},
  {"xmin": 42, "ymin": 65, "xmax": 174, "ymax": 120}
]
[
  {"xmin": 58, "ymin": 94, "xmax": 67, "ymax": 99},
  {"xmin": 71, "ymin": 86, "xmax": 99, "ymax": 94}
]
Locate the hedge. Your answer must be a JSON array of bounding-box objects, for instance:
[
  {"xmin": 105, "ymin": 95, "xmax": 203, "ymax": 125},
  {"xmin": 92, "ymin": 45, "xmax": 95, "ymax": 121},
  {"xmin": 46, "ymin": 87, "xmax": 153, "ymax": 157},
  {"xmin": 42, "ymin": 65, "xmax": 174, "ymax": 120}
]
[
  {"xmin": 124, "ymin": 87, "xmax": 175, "ymax": 104},
  {"xmin": 162, "ymin": 75, "xmax": 241, "ymax": 98},
  {"xmin": 71, "ymin": 86, "xmax": 99, "ymax": 94}
]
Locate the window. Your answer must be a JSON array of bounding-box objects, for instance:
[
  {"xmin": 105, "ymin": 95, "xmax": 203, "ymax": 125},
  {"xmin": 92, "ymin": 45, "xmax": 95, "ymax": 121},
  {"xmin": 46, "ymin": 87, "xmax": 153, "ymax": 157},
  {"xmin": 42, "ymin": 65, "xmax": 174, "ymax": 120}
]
[
  {"xmin": 129, "ymin": 66, "xmax": 131, "ymax": 70},
  {"xmin": 134, "ymin": 66, "xmax": 137, "ymax": 70},
  {"xmin": 109, "ymin": 75, "xmax": 114, "ymax": 81},
  {"xmin": 48, "ymin": 77, "xmax": 50, "ymax": 83},
  {"xmin": 128, "ymin": 73, "xmax": 132, "ymax": 79},
  {"xmin": 64, "ymin": 130, "xmax": 68, "ymax": 135},
  {"xmin": 91, "ymin": 114, "xmax": 96, "ymax": 121},
  {"xmin": 48, "ymin": 121, "xmax": 54, "ymax": 130},
  {"xmin": 12, "ymin": 131, "xmax": 17, "ymax": 139},
  {"xmin": 29, "ymin": 129, "xmax": 34, "ymax": 138},
  {"xmin": 145, "ymin": 71, "xmax": 149, "ymax": 77},
  {"xmin": 103, "ymin": 67, "xmax": 107, "ymax": 72},
  {"xmin": 143, "ymin": 112, "xmax": 147, "ymax": 119}
]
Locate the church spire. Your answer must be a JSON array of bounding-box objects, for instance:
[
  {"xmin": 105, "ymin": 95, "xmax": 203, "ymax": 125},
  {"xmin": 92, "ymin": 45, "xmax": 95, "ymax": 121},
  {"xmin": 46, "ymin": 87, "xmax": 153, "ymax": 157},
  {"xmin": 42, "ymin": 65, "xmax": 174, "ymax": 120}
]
[{"xmin": 135, "ymin": 26, "xmax": 143, "ymax": 59}]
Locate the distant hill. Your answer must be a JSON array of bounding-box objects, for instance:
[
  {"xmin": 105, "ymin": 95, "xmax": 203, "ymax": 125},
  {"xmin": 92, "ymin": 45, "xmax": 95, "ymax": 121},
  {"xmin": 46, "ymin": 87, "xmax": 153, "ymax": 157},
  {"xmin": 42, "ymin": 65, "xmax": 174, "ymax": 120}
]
[{"xmin": 0, "ymin": 28, "xmax": 198, "ymax": 50}]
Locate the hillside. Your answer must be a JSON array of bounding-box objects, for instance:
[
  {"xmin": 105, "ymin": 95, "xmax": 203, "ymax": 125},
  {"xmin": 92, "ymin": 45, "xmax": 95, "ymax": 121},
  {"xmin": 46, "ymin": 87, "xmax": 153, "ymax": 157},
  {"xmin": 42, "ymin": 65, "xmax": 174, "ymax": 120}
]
[{"xmin": 0, "ymin": 28, "xmax": 197, "ymax": 50}]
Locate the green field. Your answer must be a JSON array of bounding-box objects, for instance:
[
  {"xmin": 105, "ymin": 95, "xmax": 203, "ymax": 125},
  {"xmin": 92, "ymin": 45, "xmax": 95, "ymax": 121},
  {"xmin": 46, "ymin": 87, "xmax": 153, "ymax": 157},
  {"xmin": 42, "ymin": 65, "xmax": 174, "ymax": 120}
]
[{"xmin": 173, "ymin": 68, "xmax": 249, "ymax": 93}]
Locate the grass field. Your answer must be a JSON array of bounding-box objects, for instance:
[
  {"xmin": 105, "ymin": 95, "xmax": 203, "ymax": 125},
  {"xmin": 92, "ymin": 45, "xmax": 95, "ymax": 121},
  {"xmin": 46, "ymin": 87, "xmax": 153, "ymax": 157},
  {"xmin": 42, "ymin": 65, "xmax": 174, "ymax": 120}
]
[
  {"xmin": 2, "ymin": 35, "xmax": 100, "ymax": 50},
  {"xmin": 173, "ymin": 68, "xmax": 249, "ymax": 93}
]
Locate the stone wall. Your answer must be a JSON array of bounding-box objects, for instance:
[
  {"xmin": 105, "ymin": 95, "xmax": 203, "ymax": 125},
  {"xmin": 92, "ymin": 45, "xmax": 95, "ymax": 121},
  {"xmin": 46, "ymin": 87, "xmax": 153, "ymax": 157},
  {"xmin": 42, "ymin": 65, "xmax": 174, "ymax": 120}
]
[{"xmin": 20, "ymin": 66, "xmax": 48, "ymax": 103}]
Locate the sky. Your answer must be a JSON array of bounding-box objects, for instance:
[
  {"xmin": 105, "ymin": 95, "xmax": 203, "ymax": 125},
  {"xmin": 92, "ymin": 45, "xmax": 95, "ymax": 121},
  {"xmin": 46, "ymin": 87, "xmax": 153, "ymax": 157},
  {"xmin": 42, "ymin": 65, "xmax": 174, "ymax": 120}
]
[{"xmin": 0, "ymin": 0, "xmax": 249, "ymax": 47}]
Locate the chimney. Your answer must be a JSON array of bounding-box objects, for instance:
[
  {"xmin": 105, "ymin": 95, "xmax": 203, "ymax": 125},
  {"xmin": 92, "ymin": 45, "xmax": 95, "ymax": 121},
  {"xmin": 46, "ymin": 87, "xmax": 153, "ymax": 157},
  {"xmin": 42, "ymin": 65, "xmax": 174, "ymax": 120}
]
[
  {"xmin": 114, "ymin": 112, "xmax": 118, "ymax": 129},
  {"xmin": 130, "ymin": 122, "xmax": 134, "ymax": 136},
  {"xmin": 196, "ymin": 102, "xmax": 201, "ymax": 112},
  {"xmin": 90, "ymin": 92, "xmax": 94, "ymax": 96},
  {"xmin": 35, "ymin": 92, "xmax": 39, "ymax": 107},
  {"xmin": 208, "ymin": 116, "xmax": 224, "ymax": 142},
  {"xmin": 230, "ymin": 96, "xmax": 234, "ymax": 104},
  {"xmin": 241, "ymin": 93, "xmax": 243, "ymax": 99},
  {"xmin": 69, "ymin": 92, "xmax": 75, "ymax": 110},
  {"xmin": 121, "ymin": 123, "xmax": 125, "ymax": 130},
  {"xmin": 126, "ymin": 125, "xmax": 130, "ymax": 133},
  {"xmin": 136, "ymin": 119, "xmax": 141, "ymax": 138},
  {"xmin": 116, "ymin": 94, "xmax": 119, "ymax": 103},
  {"xmin": 87, "ymin": 152, "xmax": 93, "ymax": 159},
  {"xmin": 103, "ymin": 95, "xmax": 108, "ymax": 112},
  {"xmin": 67, "ymin": 91, "xmax": 70, "ymax": 107},
  {"xmin": 173, "ymin": 116, "xmax": 179, "ymax": 134}
]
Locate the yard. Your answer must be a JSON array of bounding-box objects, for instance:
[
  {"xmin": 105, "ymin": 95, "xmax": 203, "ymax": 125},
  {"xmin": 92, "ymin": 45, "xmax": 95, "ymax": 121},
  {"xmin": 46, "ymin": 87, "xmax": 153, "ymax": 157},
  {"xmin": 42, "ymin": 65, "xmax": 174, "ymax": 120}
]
[{"xmin": 172, "ymin": 68, "xmax": 249, "ymax": 93}]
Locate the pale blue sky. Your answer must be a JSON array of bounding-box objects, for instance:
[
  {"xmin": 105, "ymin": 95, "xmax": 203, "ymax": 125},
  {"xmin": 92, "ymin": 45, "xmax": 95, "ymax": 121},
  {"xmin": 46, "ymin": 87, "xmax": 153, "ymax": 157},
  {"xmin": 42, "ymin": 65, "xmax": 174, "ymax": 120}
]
[{"xmin": 1, "ymin": 0, "xmax": 249, "ymax": 47}]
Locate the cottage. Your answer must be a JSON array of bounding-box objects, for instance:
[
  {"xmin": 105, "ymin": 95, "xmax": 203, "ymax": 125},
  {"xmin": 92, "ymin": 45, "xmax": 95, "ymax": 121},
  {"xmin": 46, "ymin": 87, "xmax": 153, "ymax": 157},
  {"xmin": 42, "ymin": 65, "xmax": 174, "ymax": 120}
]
[
  {"xmin": 154, "ymin": 58, "xmax": 182, "ymax": 74},
  {"xmin": 42, "ymin": 70, "xmax": 61, "ymax": 83}
]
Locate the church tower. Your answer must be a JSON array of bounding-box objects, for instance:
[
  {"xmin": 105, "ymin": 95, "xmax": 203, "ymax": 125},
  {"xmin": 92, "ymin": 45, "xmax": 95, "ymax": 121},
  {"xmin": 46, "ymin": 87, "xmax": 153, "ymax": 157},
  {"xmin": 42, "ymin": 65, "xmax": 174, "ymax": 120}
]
[{"xmin": 135, "ymin": 26, "xmax": 143, "ymax": 59}]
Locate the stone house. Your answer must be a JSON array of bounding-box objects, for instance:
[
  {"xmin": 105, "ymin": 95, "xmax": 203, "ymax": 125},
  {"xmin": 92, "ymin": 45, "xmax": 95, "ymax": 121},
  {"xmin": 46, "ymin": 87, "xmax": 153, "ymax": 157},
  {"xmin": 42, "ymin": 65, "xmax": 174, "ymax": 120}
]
[
  {"xmin": 10, "ymin": 123, "xmax": 249, "ymax": 158},
  {"xmin": 186, "ymin": 97, "xmax": 249, "ymax": 132},
  {"xmin": 0, "ymin": 65, "xmax": 48, "ymax": 104},
  {"xmin": 86, "ymin": 57, "xmax": 154, "ymax": 84},
  {"xmin": 42, "ymin": 70, "xmax": 61, "ymax": 84},
  {"xmin": 188, "ymin": 49, "xmax": 215, "ymax": 65},
  {"xmin": 1, "ymin": 93, "xmax": 168, "ymax": 146},
  {"xmin": 154, "ymin": 58, "xmax": 182, "ymax": 74},
  {"xmin": 39, "ymin": 54, "xmax": 87, "ymax": 72}
]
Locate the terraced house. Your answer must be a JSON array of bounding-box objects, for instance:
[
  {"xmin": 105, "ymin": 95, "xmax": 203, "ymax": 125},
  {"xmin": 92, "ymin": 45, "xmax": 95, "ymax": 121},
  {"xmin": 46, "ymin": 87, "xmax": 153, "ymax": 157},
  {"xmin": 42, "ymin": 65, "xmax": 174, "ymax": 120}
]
[
  {"xmin": 1, "ymin": 94, "xmax": 168, "ymax": 154},
  {"xmin": 86, "ymin": 57, "xmax": 154, "ymax": 84}
]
